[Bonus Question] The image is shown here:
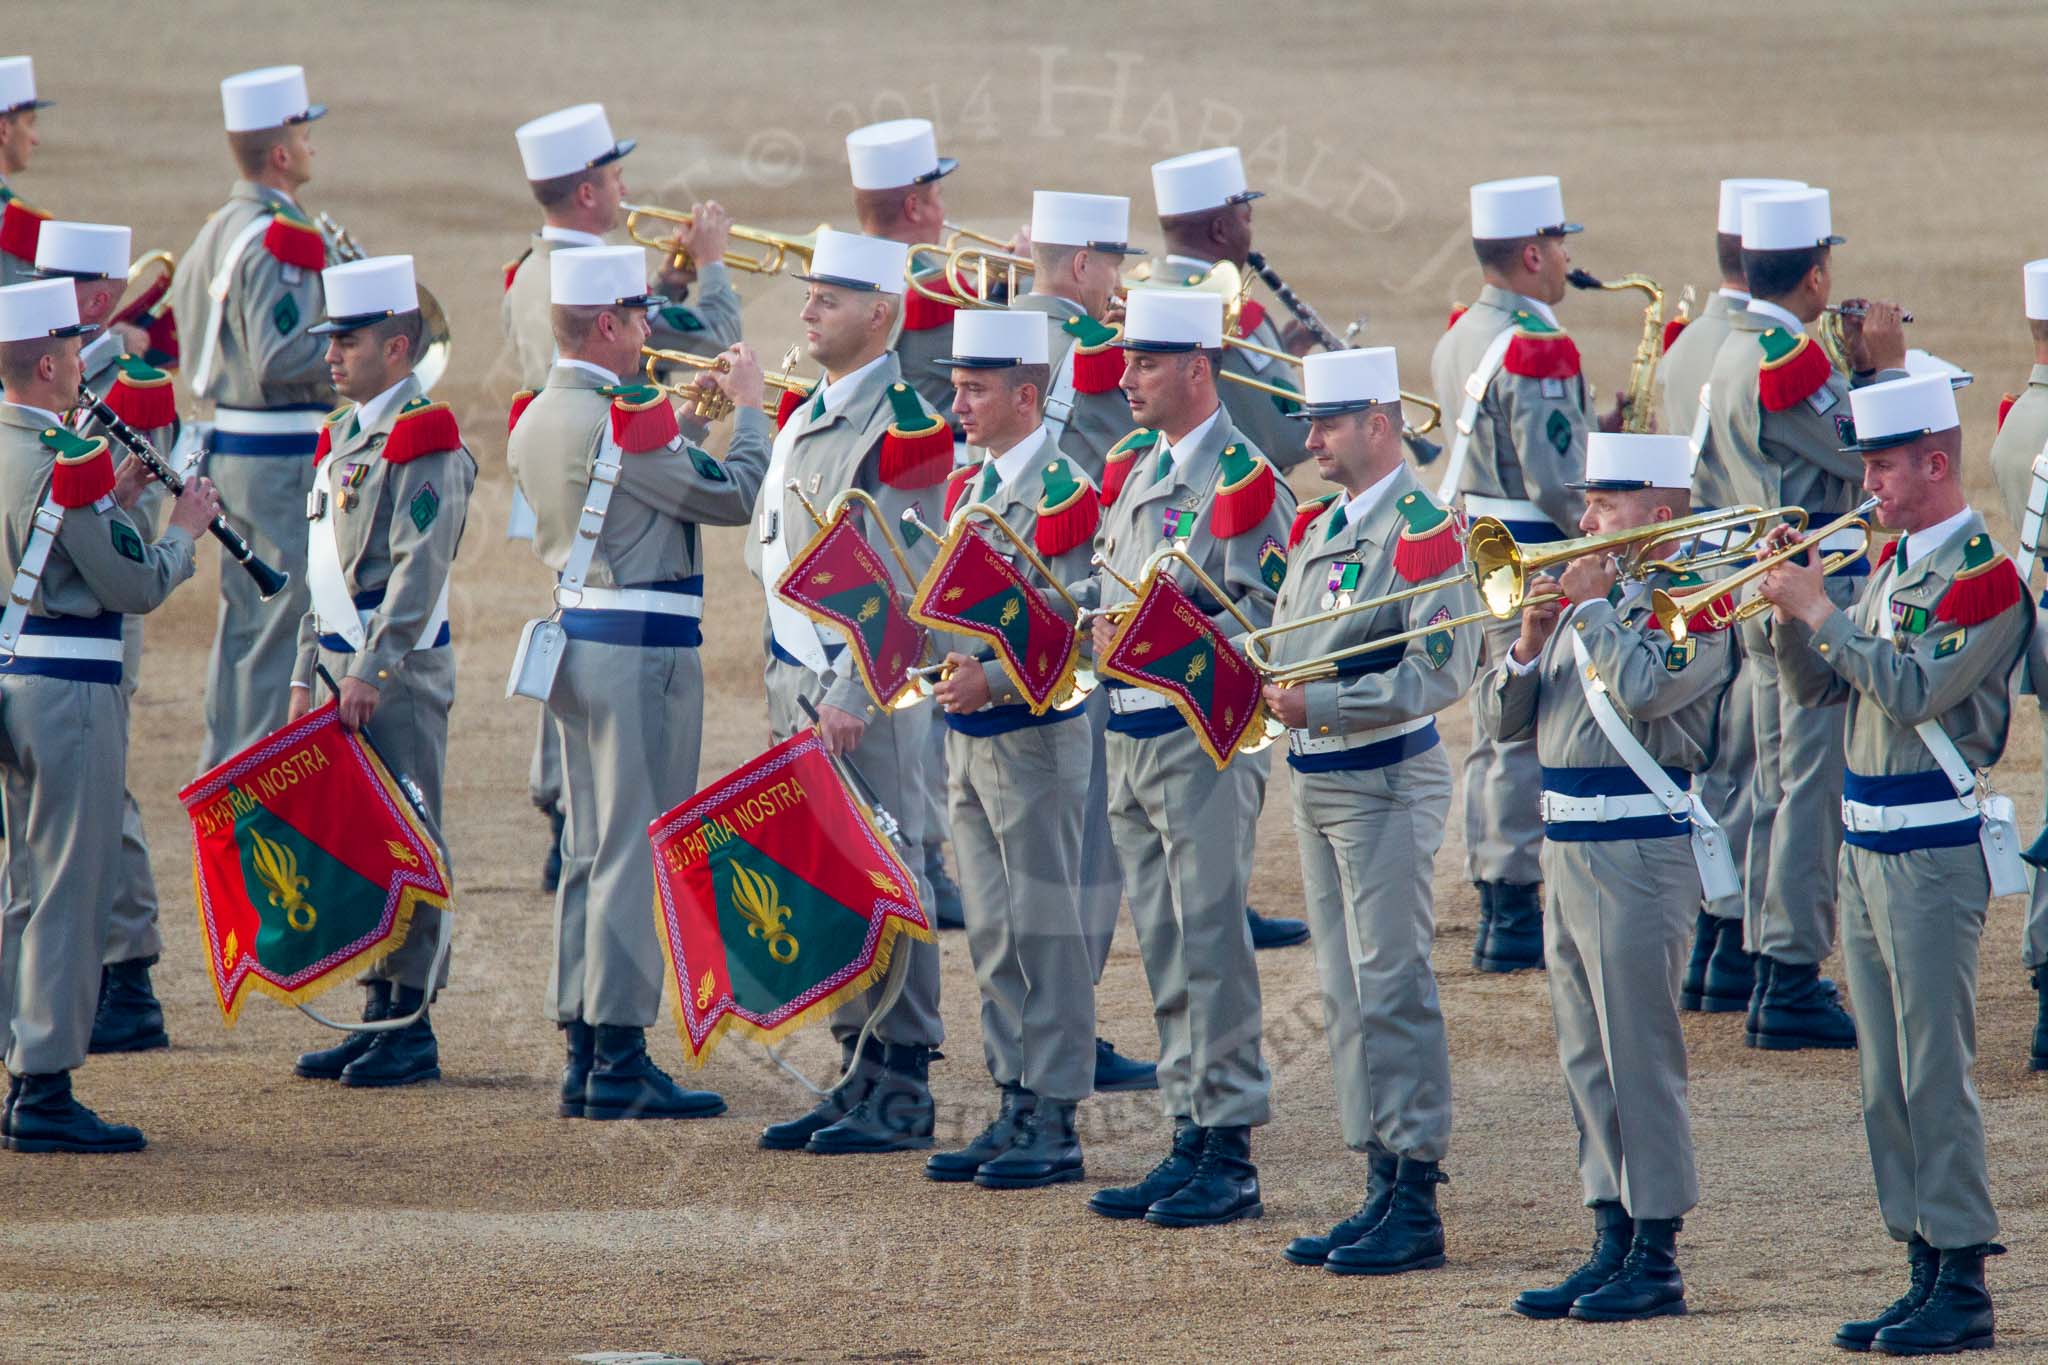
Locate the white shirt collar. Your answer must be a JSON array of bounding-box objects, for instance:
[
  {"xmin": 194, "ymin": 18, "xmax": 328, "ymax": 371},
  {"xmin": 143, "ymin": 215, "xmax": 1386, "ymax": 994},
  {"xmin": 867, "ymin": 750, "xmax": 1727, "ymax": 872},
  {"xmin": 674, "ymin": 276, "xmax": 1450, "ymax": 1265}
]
[
  {"xmin": 1746, "ymin": 297, "xmax": 1805, "ymax": 333},
  {"xmin": 1162, "ymin": 404, "xmax": 1223, "ymax": 473},
  {"xmin": 556, "ymin": 357, "xmax": 619, "ymax": 385},
  {"xmin": 818, "ymin": 351, "xmax": 890, "ymax": 413},
  {"xmin": 1899, "ymin": 506, "xmax": 1976, "ymax": 572},
  {"xmin": 541, "ymin": 224, "xmax": 606, "ymax": 248},
  {"xmin": 354, "ymin": 376, "xmax": 415, "ymax": 432},
  {"xmin": 1337, "ymin": 464, "xmax": 1405, "ymax": 531},
  {"xmin": 986, "ymin": 424, "xmax": 1049, "ymax": 493},
  {"xmin": 1718, "ymin": 287, "xmax": 1751, "ymax": 305}
]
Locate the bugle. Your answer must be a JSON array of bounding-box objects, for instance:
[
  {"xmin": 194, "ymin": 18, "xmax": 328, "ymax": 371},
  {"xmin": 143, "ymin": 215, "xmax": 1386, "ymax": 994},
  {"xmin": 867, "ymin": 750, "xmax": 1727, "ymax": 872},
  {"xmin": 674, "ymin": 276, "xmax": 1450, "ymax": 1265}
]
[
  {"xmin": 899, "ymin": 501, "xmax": 1082, "ymax": 709},
  {"xmin": 640, "ymin": 344, "xmax": 810, "ymax": 422},
  {"xmin": 316, "ymin": 212, "xmax": 452, "ymax": 393},
  {"xmin": 1466, "ymin": 504, "xmax": 1789, "ymax": 618},
  {"xmin": 621, "ymin": 203, "xmax": 825, "ymax": 276},
  {"xmin": 1651, "ymin": 496, "xmax": 1880, "ymax": 643}
]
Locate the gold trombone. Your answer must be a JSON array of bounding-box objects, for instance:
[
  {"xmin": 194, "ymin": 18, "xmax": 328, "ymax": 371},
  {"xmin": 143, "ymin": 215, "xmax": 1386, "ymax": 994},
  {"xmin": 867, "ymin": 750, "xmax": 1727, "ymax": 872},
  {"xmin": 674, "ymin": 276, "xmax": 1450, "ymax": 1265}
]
[
  {"xmin": 1244, "ymin": 584, "xmax": 1567, "ymax": 687},
  {"xmin": 622, "ymin": 203, "xmax": 825, "ymax": 276},
  {"xmin": 1651, "ymin": 497, "xmax": 1880, "ymax": 643},
  {"xmin": 906, "ymin": 240, "xmax": 1034, "ymax": 309},
  {"xmin": 640, "ymin": 344, "xmax": 811, "ymax": 422}
]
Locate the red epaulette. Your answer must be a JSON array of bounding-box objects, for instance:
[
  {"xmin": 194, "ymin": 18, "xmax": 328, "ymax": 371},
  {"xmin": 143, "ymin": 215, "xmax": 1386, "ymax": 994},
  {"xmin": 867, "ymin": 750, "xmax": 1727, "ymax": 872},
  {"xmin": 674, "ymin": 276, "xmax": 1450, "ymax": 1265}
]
[
  {"xmin": 1998, "ymin": 393, "xmax": 2017, "ymax": 432},
  {"xmin": 899, "ymin": 271, "xmax": 959, "ymax": 333},
  {"xmin": 1287, "ymin": 493, "xmax": 1338, "ymax": 550},
  {"xmin": 774, "ymin": 386, "xmax": 811, "ymax": 432},
  {"xmin": 1389, "ymin": 489, "xmax": 1464, "ymax": 582},
  {"xmin": 312, "ymin": 404, "xmax": 349, "ymax": 466},
  {"xmin": 1502, "ymin": 313, "xmax": 1582, "ymax": 380},
  {"xmin": 1209, "ymin": 445, "xmax": 1277, "ymax": 539},
  {"xmin": 384, "ymin": 399, "xmax": 463, "ymax": 464},
  {"xmin": 942, "ymin": 464, "xmax": 977, "ymax": 521},
  {"xmin": 1652, "ymin": 595, "xmax": 1735, "ymax": 637},
  {"xmin": 1874, "ymin": 537, "xmax": 1898, "ymax": 570},
  {"xmin": 1232, "ymin": 298, "xmax": 1267, "ymax": 338},
  {"xmin": 262, "ymin": 210, "xmax": 327, "ymax": 271},
  {"xmin": 1062, "ymin": 315, "xmax": 1124, "ymax": 394},
  {"xmin": 1446, "ymin": 304, "xmax": 1468, "ymax": 330},
  {"xmin": 1033, "ymin": 459, "xmax": 1100, "ymax": 557},
  {"xmin": 0, "ymin": 191, "xmax": 48, "ymax": 262},
  {"xmin": 1935, "ymin": 534, "xmax": 2024, "ymax": 627},
  {"xmin": 1100, "ymin": 428, "xmax": 1156, "ymax": 506},
  {"xmin": 38, "ymin": 428, "xmax": 116, "ymax": 507},
  {"xmin": 604, "ymin": 385, "xmax": 679, "ymax": 454},
  {"xmin": 103, "ymin": 355, "xmax": 177, "ymax": 430},
  {"xmin": 877, "ymin": 383, "xmax": 952, "ymax": 489},
  {"xmin": 1661, "ymin": 316, "xmax": 1688, "ymax": 352},
  {"xmin": 1756, "ymin": 328, "xmax": 1832, "ymax": 413},
  {"xmin": 508, "ymin": 389, "xmax": 537, "ymax": 432}
]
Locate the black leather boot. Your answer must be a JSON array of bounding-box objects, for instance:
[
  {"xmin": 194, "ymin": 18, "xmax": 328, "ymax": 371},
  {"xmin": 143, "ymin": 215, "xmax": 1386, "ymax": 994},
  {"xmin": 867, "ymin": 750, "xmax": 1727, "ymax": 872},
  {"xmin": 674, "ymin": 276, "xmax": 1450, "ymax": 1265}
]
[
  {"xmin": 1144, "ymin": 1124, "xmax": 1262, "ymax": 1227},
  {"xmin": 1093, "ymin": 1036, "xmax": 1157, "ymax": 1092},
  {"xmin": 557, "ymin": 1021, "xmax": 595, "ymax": 1118},
  {"xmin": 294, "ymin": 981, "xmax": 393, "ymax": 1079},
  {"xmin": 759, "ymin": 1037, "xmax": 876, "ymax": 1150},
  {"xmin": 89, "ymin": 955, "xmax": 169, "ymax": 1053},
  {"xmin": 1476, "ymin": 882, "xmax": 1543, "ymax": 972},
  {"xmin": 1087, "ymin": 1117, "xmax": 1201, "ymax": 1220},
  {"xmin": 1325, "ymin": 1157, "xmax": 1446, "ymax": 1275},
  {"xmin": 1, "ymin": 1071, "xmax": 145, "ymax": 1154},
  {"xmin": 1247, "ymin": 907, "xmax": 1309, "ymax": 950},
  {"xmin": 2030, "ymin": 965, "xmax": 2047, "ymax": 1072},
  {"xmin": 1679, "ymin": 911, "xmax": 1717, "ymax": 1012},
  {"xmin": 340, "ymin": 986, "xmax": 442, "ymax": 1087},
  {"xmin": 1569, "ymin": 1215, "xmax": 1686, "ymax": 1321},
  {"xmin": 1699, "ymin": 915, "xmax": 1757, "ymax": 1014},
  {"xmin": 976, "ymin": 1097, "xmax": 1084, "ymax": 1189},
  {"xmin": 1513, "ymin": 1200, "xmax": 1634, "ymax": 1319},
  {"xmin": 1871, "ymin": 1242, "xmax": 2003, "ymax": 1356},
  {"xmin": 925, "ymin": 1084, "xmax": 1031, "ymax": 1182},
  {"xmin": 926, "ymin": 848, "xmax": 965, "ymax": 931},
  {"xmin": 1470, "ymin": 882, "xmax": 1496, "ymax": 970},
  {"xmin": 583, "ymin": 1024, "xmax": 724, "ymax": 1119},
  {"xmin": 807, "ymin": 1042, "xmax": 935, "ymax": 1153},
  {"xmin": 2, "ymin": 1072, "xmax": 17, "ymax": 1132},
  {"xmin": 1745, "ymin": 953, "xmax": 1772, "ymax": 1043},
  {"xmin": 1834, "ymin": 1235, "xmax": 1938, "ymax": 1351},
  {"xmin": 1285, "ymin": 1148, "xmax": 1399, "ymax": 1266},
  {"xmin": 1750, "ymin": 958, "xmax": 1856, "ymax": 1050},
  {"xmin": 541, "ymin": 803, "xmax": 565, "ymax": 893}
]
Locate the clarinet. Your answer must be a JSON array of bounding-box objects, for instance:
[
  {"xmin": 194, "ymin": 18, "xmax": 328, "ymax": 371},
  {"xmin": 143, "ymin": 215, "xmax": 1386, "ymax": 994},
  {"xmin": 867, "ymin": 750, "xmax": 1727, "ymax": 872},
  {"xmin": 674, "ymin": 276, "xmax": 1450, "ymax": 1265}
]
[
  {"xmin": 1244, "ymin": 250, "xmax": 1346, "ymax": 352},
  {"xmin": 77, "ymin": 383, "xmax": 291, "ymax": 601}
]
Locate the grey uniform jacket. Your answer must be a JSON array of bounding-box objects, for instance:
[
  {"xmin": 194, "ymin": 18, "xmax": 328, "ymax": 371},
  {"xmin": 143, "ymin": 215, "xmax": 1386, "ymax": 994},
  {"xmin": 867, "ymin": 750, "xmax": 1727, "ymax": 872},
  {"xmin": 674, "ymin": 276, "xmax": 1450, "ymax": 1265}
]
[
  {"xmin": 170, "ymin": 181, "xmax": 335, "ymax": 410},
  {"xmin": 502, "ymin": 233, "xmax": 743, "ymax": 392},
  {"xmin": 1657, "ymin": 290, "xmax": 1742, "ymax": 509},
  {"xmin": 1009, "ymin": 292, "xmax": 1134, "ymax": 482},
  {"xmin": 1988, "ymin": 366, "xmax": 2048, "ymax": 553}
]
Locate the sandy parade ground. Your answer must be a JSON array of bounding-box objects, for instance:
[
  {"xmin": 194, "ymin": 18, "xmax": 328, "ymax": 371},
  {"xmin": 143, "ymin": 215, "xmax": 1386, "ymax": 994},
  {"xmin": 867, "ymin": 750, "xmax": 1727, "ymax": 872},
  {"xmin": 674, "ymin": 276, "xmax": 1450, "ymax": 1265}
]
[{"xmin": 4, "ymin": 1, "xmax": 2048, "ymax": 1360}]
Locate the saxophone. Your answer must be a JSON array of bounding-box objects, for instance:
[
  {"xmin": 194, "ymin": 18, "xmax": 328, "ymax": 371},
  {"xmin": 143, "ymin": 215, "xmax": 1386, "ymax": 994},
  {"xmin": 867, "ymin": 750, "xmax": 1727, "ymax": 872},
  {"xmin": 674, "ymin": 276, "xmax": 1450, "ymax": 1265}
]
[{"xmin": 1566, "ymin": 267, "xmax": 1664, "ymax": 434}]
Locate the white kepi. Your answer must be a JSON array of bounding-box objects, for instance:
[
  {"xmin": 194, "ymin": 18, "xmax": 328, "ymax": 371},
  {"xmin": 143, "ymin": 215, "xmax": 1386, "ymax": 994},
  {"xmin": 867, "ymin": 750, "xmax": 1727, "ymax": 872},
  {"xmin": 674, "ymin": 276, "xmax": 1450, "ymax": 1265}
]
[
  {"xmin": 1840, "ymin": 372, "xmax": 1959, "ymax": 452},
  {"xmin": 514, "ymin": 103, "xmax": 633, "ymax": 182},
  {"xmin": 33, "ymin": 221, "xmax": 129, "ymax": 280},
  {"xmin": 220, "ymin": 65, "xmax": 324, "ymax": 133},
  {"xmin": 1119, "ymin": 288, "xmax": 1223, "ymax": 351},
  {"xmin": 845, "ymin": 117, "xmax": 955, "ymax": 190},
  {"xmin": 0, "ymin": 276, "xmax": 94, "ymax": 341},
  {"xmin": 1470, "ymin": 175, "xmax": 1580, "ymax": 239},
  {"xmin": 550, "ymin": 244, "xmax": 664, "ymax": 307},
  {"xmin": 1292, "ymin": 346, "xmax": 1401, "ymax": 418},
  {"xmin": 1571, "ymin": 431, "xmax": 1693, "ymax": 490},
  {"xmin": 939, "ymin": 309, "xmax": 1049, "ymax": 368},
  {"xmin": 310, "ymin": 254, "xmax": 419, "ymax": 333},
  {"xmin": 1151, "ymin": 147, "xmax": 1261, "ymax": 218}
]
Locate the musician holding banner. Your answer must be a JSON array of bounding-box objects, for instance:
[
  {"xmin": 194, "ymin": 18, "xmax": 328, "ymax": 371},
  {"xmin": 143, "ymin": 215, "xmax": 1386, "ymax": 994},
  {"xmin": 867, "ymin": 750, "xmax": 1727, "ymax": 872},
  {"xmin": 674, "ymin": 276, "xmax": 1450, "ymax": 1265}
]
[
  {"xmin": 1477, "ymin": 432, "xmax": 1737, "ymax": 1324},
  {"xmin": 1078, "ymin": 287, "xmax": 1293, "ymax": 1229},
  {"xmin": 1258, "ymin": 348, "xmax": 1477, "ymax": 1277},
  {"xmin": 913, "ymin": 309, "xmax": 1099, "ymax": 1189},
  {"xmin": 280, "ymin": 254, "xmax": 473, "ymax": 1089},
  {"xmin": 509, "ymin": 244, "xmax": 768, "ymax": 1121},
  {"xmin": 0, "ymin": 277, "xmax": 220, "ymax": 1154}
]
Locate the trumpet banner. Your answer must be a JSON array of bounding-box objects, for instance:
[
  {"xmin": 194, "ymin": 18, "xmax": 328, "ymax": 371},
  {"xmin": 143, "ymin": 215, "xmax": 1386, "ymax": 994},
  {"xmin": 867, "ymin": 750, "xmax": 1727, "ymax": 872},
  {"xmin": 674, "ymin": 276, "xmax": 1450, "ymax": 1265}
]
[
  {"xmin": 908, "ymin": 521, "xmax": 1078, "ymax": 714},
  {"xmin": 774, "ymin": 501, "xmax": 927, "ymax": 709},
  {"xmin": 179, "ymin": 703, "xmax": 451, "ymax": 1024},
  {"xmin": 649, "ymin": 731, "xmax": 932, "ymax": 1066},
  {"xmin": 1098, "ymin": 570, "xmax": 1267, "ymax": 770}
]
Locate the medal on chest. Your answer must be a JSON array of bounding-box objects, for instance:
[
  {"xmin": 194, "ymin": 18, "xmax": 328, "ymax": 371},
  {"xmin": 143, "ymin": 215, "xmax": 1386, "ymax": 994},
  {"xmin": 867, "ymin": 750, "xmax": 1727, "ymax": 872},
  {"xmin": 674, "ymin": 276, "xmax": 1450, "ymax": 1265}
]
[
  {"xmin": 1162, "ymin": 507, "xmax": 1196, "ymax": 549},
  {"xmin": 337, "ymin": 461, "xmax": 370, "ymax": 513},
  {"xmin": 1322, "ymin": 560, "xmax": 1362, "ymax": 611}
]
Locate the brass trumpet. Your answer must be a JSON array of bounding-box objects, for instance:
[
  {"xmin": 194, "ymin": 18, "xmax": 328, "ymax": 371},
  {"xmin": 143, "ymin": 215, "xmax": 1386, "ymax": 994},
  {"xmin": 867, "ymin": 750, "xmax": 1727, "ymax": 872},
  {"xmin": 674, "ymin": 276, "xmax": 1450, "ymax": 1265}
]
[
  {"xmin": 640, "ymin": 344, "xmax": 810, "ymax": 422},
  {"xmin": 622, "ymin": 203, "xmax": 825, "ymax": 276},
  {"xmin": 317, "ymin": 212, "xmax": 452, "ymax": 393},
  {"xmin": 1815, "ymin": 303, "xmax": 1913, "ymax": 375},
  {"xmin": 1466, "ymin": 504, "xmax": 1792, "ymax": 618},
  {"xmin": 1651, "ymin": 496, "xmax": 1880, "ymax": 643},
  {"xmin": 907, "ymin": 241, "xmax": 1036, "ymax": 309},
  {"xmin": 943, "ymin": 221, "xmax": 1015, "ymax": 253}
]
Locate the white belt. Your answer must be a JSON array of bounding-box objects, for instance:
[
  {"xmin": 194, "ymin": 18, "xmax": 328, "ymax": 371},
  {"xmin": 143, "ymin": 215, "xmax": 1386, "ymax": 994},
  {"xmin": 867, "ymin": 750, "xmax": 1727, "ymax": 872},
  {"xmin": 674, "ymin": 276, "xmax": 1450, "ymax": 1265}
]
[
  {"xmin": 1539, "ymin": 791, "xmax": 1676, "ymax": 823},
  {"xmin": 1463, "ymin": 494, "xmax": 1548, "ymax": 525},
  {"xmin": 215, "ymin": 406, "xmax": 328, "ymax": 435},
  {"xmin": 7, "ymin": 634, "xmax": 124, "ymax": 663},
  {"xmin": 1288, "ymin": 715, "xmax": 1431, "ymax": 756},
  {"xmin": 1840, "ymin": 795, "xmax": 1977, "ymax": 834},
  {"xmin": 571, "ymin": 585, "xmax": 704, "ymax": 616},
  {"xmin": 1105, "ymin": 687, "xmax": 1172, "ymax": 715}
]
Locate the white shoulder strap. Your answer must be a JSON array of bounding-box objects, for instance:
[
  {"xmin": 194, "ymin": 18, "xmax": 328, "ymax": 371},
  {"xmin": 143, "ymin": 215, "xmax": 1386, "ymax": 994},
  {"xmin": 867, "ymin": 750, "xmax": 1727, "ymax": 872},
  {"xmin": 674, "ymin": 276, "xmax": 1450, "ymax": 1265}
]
[
  {"xmin": 189, "ymin": 212, "xmax": 277, "ymax": 400},
  {"xmin": 556, "ymin": 424, "xmax": 625, "ymax": 608},
  {"xmin": 0, "ymin": 493, "xmax": 68, "ymax": 657},
  {"xmin": 1435, "ymin": 324, "xmax": 1518, "ymax": 503},
  {"xmin": 1042, "ymin": 337, "xmax": 1081, "ymax": 446},
  {"xmin": 2019, "ymin": 438, "xmax": 2048, "ymax": 566},
  {"xmin": 305, "ymin": 444, "xmax": 365, "ymax": 649},
  {"xmin": 1686, "ymin": 380, "xmax": 1712, "ymax": 474}
]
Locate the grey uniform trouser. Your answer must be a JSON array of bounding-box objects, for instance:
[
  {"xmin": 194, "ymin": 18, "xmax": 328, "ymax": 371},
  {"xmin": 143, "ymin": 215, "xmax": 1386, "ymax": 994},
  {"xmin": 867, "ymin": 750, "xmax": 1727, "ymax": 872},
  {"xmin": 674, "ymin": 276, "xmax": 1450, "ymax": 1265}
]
[
  {"xmin": 528, "ymin": 708, "xmax": 562, "ymax": 812},
  {"xmin": 1105, "ymin": 721, "xmax": 1270, "ymax": 1128},
  {"xmin": 317, "ymin": 643, "xmax": 455, "ymax": 994},
  {"xmin": 1239, "ymin": 744, "xmax": 1270, "ymax": 906},
  {"xmin": 1079, "ymin": 691, "xmax": 1123, "ymax": 980},
  {"xmin": 0, "ymin": 676, "xmax": 126, "ymax": 1075},
  {"xmin": 1700, "ymin": 644, "xmax": 1756, "ymax": 922},
  {"xmin": 200, "ymin": 452, "xmax": 314, "ymax": 772},
  {"xmin": 1839, "ymin": 841, "xmax": 1997, "ymax": 1249},
  {"xmin": 765, "ymin": 657, "xmax": 942, "ymax": 1048},
  {"xmin": 547, "ymin": 638, "xmax": 701, "ymax": 1029},
  {"xmin": 1542, "ymin": 831, "xmax": 1700, "ymax": 1220},
  {"xmin": 1744, "ymin": 576, "xmax": 1860, "ymax": 962},
  {"xmin": 947, "ymin": 714, "xmax": 1095, "ymax": 1102},
  {"xmin": 1291, "ymin": 746, "xmax": 1453, "ymax": 1162},
  {"xmin": 2026, "ymin": 697, "xmax": 2048, "ymax": 970},
  {"xmin": 104, "ymin": 614, "xmax": 161, "ymax": 965},
  {"xmin": 1465, "ymin": 615, "xmax": 1544, "ymax": 884}
]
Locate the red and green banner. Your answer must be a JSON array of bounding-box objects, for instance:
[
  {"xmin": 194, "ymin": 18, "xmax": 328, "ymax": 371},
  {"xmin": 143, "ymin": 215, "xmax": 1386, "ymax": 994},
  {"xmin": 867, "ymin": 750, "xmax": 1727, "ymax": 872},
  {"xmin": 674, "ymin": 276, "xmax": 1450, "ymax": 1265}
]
[
  {"xmin": 774, "ymin": 501, "xmax": 928, "ymax": 709},
  {"xmin": 650, "ymin": 731, "xmax": 933, "ymax": 1066},
  {"xmin": 1099, "ymin": 570, "xmax": 1268, "ymax": 769},
  {"xmin": 908, "ymin": 519, "xmax": 1079, "ymax": 714},
  {"xmin": 180, "ymin": 704, "xmax": 451, "ymax": 1024}
]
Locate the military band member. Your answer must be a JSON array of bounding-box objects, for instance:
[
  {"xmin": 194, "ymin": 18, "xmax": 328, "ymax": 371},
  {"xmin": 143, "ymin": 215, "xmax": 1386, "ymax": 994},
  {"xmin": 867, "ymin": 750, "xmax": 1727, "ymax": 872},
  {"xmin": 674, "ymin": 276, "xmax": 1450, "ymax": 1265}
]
[
  {"xmin": 1431, "ymin": 174, "xmax": 1595, "ymax": 973},
  {"xmin": 1481, "ymin": 433, "xmax": 1735, "ymax": 1324},
  {"xmin": 1659, "ymin": 177, "xmax": 1802, "ymax": 1015},
  {"xmin": 1759, "ymin": 374, "xmax": 2025, "ymax": 1355},
  {"xmin": 843, "ymin": 117, "xmax": 966, "ymax": 932},
  {"xmin": 1078, "ymin": 288, "xmax": 1294, "ymax": 1228},
  {"xmin": 510, "ymin": 245, "xmax": 768, "ymax": 1121},
  {"xmin": 35, "ymin": 221, "xmax": 176, "ymax": 1054},
  {"xmin": 0, "ymin": 278, "xmax": 218, "ymax": 1153},
  {"xmin": 171, "ymin": 65, "xmax": 336, "ymax": 772},
  {"xmin": 504, "ymin": 103, "xmax": 744, "ymax": 895},
  {"xmin": 1986, "ymin": 257, "xmax": 2048, "ymax": 1072},
  {"xmin": 1707, "ymin": 186, "xmax": 1905, "ymax": 1050},
  {"xmin": 1148, "ymin": 148, "xmax": 1310, "ymax": 953},
  {"xmin": 1264, "ymin": 348, "xmax": 1476, "ymax": 1277},
  {"xmin": 921, "ymin": 311, "xmax": 1097, "ymax": 1189},
  {"xmin": 1011, "ymin": 188, "xmax": 1154, "ymax": 1092},
  {"xmin": 745, "ymin": 230, "xmax": 952, "ymax": 1154},
  {"xmin": 281, "ymin": 256, "xmax": 474, "ymax": 1088},
  {"xmin": 0, "ymin": 57, "xmax": 52, "ymax": 288}
]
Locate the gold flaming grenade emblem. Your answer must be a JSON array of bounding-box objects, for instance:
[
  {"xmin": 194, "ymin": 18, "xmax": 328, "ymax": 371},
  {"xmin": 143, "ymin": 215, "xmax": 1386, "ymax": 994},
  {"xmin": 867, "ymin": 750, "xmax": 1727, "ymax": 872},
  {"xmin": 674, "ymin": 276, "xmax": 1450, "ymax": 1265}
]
[
  {"xmin": 731, "ymin": 863, "xmax": 799, "ymax": 964},
  {"xmin": 251, "ymin": 830, "xmax": 317, "ymax": 932}
]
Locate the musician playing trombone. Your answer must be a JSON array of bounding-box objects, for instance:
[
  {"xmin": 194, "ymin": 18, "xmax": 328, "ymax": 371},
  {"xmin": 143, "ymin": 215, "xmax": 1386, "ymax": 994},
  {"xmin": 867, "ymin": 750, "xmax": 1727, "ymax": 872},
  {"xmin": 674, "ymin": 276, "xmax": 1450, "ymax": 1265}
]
[
  {"xmin": 1477, "ymin": 433, "xmax": 1739, "ymax": 1325},
  {"xmin": 1255, "ymin": 347, "xmax": 1478, "ymax": 1278}
]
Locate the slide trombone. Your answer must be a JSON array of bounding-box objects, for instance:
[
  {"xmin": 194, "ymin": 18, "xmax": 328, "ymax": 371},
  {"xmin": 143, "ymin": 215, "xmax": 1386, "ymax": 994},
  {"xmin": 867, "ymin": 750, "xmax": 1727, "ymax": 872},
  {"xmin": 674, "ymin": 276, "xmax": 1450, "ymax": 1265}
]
[
  {"xmin": 640, "ymin": 344, "xmax": 810, "ymax": 422},
  {"xmin": 621, "ymin": 203, "xmax": 824, "ymax": 276},
  {"xmin": 1651, "ymin": 497, "xmax": 1880, "ymax": 643},
  {"xmin": 1244, "ymin": 585, "xmax": 1567, "ymax": 688}
]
